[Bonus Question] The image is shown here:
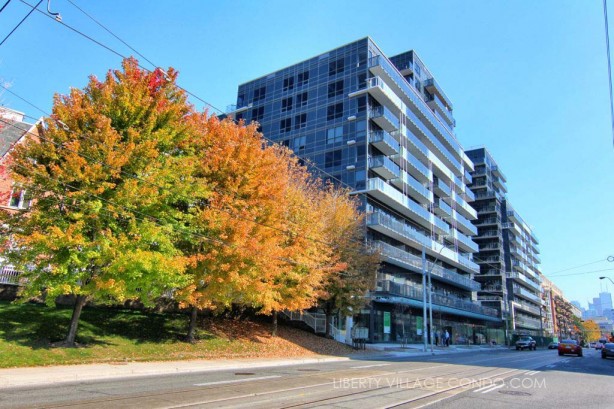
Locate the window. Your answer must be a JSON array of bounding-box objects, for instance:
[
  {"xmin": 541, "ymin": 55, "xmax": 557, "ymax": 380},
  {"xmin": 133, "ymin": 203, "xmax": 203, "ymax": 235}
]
[
  {"xmin": 280, "ymin": 118, "xmax": 292, "ymax": 133},
  {"xmin": 236, "ymin": 112, "xmax": 244, "ymax": 121},
  {"xmin": 325, "ymin": 149, "xmax": 342, "ymax": 168},
  {"xmin": 357, "ymin": 96, "xmax": 367, "ymax": 112},
  {"xmin": 283, "ymin": 77, "xmax": 294, "ymax": 91},
  {"xmin": 8, "ymin": 188, "xmax": 29, "ymax": 209},
  {"xmin": 327, "ymin": 126, "xmax": 343, "ymax": 144},
  {"xmin": 251, "ymin": 106, "xmax": 264, "ymax": 122},
  {"xmin": 328, "ymin": 80, "xmax": 344, "ymax": 98},
  {"xmin": 295, "ymin": 113, "xmax": 307, "ymax": 129},
  {"xmin": 253, "ymin": 86, "xmax": 266, "ymax": 102},
  {"xmin": 237, "ymin": 94, "xmax": 245, "ymax": 107},
  {"xmin": 297, "ymin": 71, "xmax": 309, "ymax": 86},
  {"xmin": 292, "ymin": 135, "xmax": 306, "ymax": 152},
  {"xmin": 297, "ymin": 92, "xmax": 308, "ymax": 107},
  {"xmin": 327, "ymin": 103, "xmax": 343, "ymax": 120},
  {"xmin": 357, "ymin": 73, "xmax": 367, "ymax": 90},
  {"xmin": 329, "ymin": 58, "xmax": 344, "ymax": 75},
  {"xmin": 281, "ymin": 97, "xmax": 293, "ymax": 112}
]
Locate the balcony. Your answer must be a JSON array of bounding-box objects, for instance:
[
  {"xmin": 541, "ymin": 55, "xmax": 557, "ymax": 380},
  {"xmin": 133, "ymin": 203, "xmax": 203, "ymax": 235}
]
[
  {"xmin": 512, "ymin": 285, "xmax": 541, "ymax": 303},
  {"xmin": 368, "ymin": 55, "xmax": 466, "ymax": 174},
  {"xmin": 475, "ymin": 217, "xmax": 500, "ymax": 227},
  {"xmin": 365, "ymin": 178, "xmax": 449, "ymax": 235},
  {"xmin": 477, "ymin": 204, "xmax": 500, "ymax": 215},
  {"xmin": 476, "ymin": 256, "xmax": 502, "ymax": 265},
  {"xmin": 426, "ymin": 93, "xmax": 455, "ymax": 127},
  {"xmin": 514, "ymin": 301, "xmax": 542, "ymax": 316},
  {"xmin": 392, "ymin": 146, "xmax": 433, "ymax": 184},
  {"xmin": 434, "ymin": 178, "xmax": 452, "ymax": 198},
  {"xmin": 376, "ymin": 279, "xmax": 499, "ymax": 318},
  {"xmin": 424, "ymin": 78, "xmax": 453, "ymax": 112},
  {"xmin": 454, "ymin": 210, "xmax": 478, "ymax": 236},
  {"xmin": 508, "ymin": 271, "xmax": 541, "ymax": 292},
  {"xmin": 447, "ymin": 192, "xmax": 478, "ymax": 220},
  {"xmin": 372, "ymin": 242, "xmax": 480, "ymax": 291},
  {"xmin": 463, "ymin": 187, "xmax": 475, "ymax": 202},
  {"xmin": 391, "ymin": 171, "xmax": 433, "ymax": 204},
  {"xmin": 454, "ymin": 230, "xmax": 479, "ymax": 253},
  {"xmin": 479, "ymin": 242, "xmax": 502, "ymax": 252},
  {"xmin": 515, "ymin": 317, "xmax": 542, "ymax": 331},
  {"xmin": 369, "ymin": 130, "xmax": 399, "ymax": 156},
  {"xmin": 364, "ymin": 76, "xmax": 403, "ymax": 113},
  {"xmin": 367, "ymin": 211, "xmax": 433, "ymax": 249},
  {"xmin": 491, "ymin": 165, "xmax": 507, "ymax": 183},
  {"xmin": 433, "ymin": 199, "xmax": 452, "ymax": 218},
  {"xmin": 370, "ymin": 155, "xmax": 401, "ymax": 180},
  {"xmin": 405, "ymin": 107, "xmax": 462, "ymax": 176},
  {"xmin": 370, "ymin": 105, "xmax": 399, "ymax": 133}
]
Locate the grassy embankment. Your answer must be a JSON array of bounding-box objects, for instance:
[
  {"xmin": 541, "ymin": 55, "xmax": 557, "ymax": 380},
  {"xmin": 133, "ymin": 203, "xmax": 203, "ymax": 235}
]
[{"xmin": 0, "ymin": 301, "xmax": 355, "ymax": 368}]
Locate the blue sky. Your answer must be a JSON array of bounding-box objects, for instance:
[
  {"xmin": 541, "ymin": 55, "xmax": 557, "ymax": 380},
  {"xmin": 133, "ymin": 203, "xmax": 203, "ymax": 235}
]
[{"xmin": 1, "ymin": 0, "xmax": 613, "ymax": 307}]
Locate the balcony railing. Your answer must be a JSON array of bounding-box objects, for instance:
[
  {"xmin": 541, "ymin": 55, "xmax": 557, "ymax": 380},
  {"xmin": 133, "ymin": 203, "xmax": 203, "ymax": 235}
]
[
  {"xmin": 372, "ymin": 241, "xmax": 480, "ymax": 291},
  {"xmin": 368, "ymin": 55, "xmax": 465, "ymax": 172},
  {"xmin": 366, "ymin": 211, "xmax": 433, "ymax": 249},
  {"xmin": 0, "ymin": 264, "xmax": 20, "ymax": 286},
  {"xmin": 369, "ymin": 130, "xmax": 399, "ymax": 156},
  {"xmin": 366, "ymin": 178, "xmax": 448, "ymax": 234},
  {"xmin": 377, "ymin": 279, "xmax": 498, "ymax": 317},
  {"xmin": 370, "ymin": 155, "xmax": 401, "ymax": 180},
  {"xmin": 370, "ymin": 105, "xmax": 400, "ymax": 132}
]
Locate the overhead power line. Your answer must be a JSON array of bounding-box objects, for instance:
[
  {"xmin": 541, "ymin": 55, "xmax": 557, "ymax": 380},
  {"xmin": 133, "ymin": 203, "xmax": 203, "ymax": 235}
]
[
  {"xmin": 0, "ymin": 0, "xmax": 42, "ymax": 47},
  {"xmin": 11, "ymin": 0, "xmax": 533, "ymax": 278}
]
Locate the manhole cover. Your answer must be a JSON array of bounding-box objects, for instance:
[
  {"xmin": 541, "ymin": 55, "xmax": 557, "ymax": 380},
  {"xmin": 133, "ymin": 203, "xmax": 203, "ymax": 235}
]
[
  {"xmin": 297, "ymin": 368, "xmax": 320, "ymax": 372},
  {"xmin": 498, "ymin": 390, "xmax": 531, "ymax": 396},
  {"xmin": 234, "ymin": 372, "xmax": 255, "ymax": 376}
]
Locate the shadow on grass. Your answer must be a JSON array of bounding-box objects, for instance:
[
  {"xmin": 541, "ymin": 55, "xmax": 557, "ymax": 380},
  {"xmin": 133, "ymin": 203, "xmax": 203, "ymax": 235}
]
[{"xmin": 0, "ymin": 301, "xmax": 214, "ymax": 349}]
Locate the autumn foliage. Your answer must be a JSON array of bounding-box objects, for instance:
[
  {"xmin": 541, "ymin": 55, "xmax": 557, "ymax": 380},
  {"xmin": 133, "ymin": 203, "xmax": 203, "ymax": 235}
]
[{"xmin": 0, "ymin": 58, "xmax": 374, "ymax": 344}]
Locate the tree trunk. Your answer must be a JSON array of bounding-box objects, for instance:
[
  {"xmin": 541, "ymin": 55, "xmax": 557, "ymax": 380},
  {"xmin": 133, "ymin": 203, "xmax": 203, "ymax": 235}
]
[
  {"xmin": 65, "ymin": 295, "xmax": 87, "ymax": 346},
  {"xmin": 187, "ymin": 306, "xmax": 198, "ymax": 343},
  {"xmin": 271, "ymin": 310, "xmax": 278, "ymax": 337},
  {"xmin": 324, "ymin": 303, "xmax": 333, "ymax": 339}
]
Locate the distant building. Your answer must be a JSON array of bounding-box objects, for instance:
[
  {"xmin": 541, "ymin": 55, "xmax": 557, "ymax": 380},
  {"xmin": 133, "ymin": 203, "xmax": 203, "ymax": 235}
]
[{"xmin": 0, "ymin": 107, "xmax": 39, "ymax": 286}]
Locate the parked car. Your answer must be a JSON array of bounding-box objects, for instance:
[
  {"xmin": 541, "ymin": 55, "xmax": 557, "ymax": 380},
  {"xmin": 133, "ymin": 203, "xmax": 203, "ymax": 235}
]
[
  {"xmin": 558, "ymin": 339, "xmax": 583, "ymax": 357},
  {"xmin": 515, "ymin": 336, "xmax": 537, "ymax": 350},
  {"xmin": 602, "ymin": 343, "xmax": 614, "ymax": 359},
  {"xmin": 547, "ymin": 342, "xmax": 559, "ymax": 349},
  {"xmin": 595, "ymin": 338, "xmax": 608, "ymax": 350}
]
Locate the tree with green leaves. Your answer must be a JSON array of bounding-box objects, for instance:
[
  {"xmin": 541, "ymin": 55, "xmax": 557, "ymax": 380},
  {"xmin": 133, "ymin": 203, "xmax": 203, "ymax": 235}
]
[{"xmin": 0, "ymin": 58, "xmax": 200, "ymax": 346}]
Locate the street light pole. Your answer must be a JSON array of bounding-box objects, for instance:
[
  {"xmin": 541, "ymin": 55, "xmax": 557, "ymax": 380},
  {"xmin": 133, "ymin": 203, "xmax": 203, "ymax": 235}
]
[
  {"xmin": 599, "ymin": 276, "xmax": 614, "ymax": 285},
  {"xmin": 422, "ymin": 245, "xmax": 446, "ymax": 353}
]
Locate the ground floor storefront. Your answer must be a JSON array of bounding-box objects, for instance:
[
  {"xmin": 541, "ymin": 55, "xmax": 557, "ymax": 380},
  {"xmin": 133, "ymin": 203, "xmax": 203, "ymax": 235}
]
[{"xmin": 353, "ymin": 301, "xmax": 505, "ymax": 346}]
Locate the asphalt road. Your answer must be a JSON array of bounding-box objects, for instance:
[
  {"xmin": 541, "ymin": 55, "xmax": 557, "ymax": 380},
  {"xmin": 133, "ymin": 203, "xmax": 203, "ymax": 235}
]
[{"xmin": 1, "ymin": 347, "xmax": 612, "ymax": 408}]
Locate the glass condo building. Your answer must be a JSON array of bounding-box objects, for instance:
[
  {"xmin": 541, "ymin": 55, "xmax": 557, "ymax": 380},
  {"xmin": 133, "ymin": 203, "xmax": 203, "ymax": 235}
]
[{"xmin": 231, "ymin": 37, "xmax": 502, "ymax": 344}]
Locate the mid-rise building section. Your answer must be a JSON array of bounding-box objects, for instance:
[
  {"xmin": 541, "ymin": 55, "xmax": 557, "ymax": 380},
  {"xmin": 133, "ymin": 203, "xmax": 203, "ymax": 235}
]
[
  {"xmin": 502, "ymin": 201, "xmax": 543, "ymax": 335},
  {"xmin": 231, "ymin": 37, "xmax": 502, "ymax": 344},
  {"xmin": 466, "ymin": 148, "xmax": 543, "ymax": 338}
]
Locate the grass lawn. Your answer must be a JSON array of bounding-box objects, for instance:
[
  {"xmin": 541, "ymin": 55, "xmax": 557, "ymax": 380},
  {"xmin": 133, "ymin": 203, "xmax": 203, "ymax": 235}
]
[{"xmin": 0, "ymin": 301, "xmax": 355, "ymax": 368}]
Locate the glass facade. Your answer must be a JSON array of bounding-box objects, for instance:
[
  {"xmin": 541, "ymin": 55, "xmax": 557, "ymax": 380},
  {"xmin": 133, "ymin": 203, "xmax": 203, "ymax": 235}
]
[{"xmin": 232, "ymin": 37, "xmax": 503, "ymax": 343}]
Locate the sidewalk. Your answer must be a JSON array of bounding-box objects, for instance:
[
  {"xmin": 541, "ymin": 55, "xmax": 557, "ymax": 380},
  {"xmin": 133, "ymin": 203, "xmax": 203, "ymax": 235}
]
[
  {"xmin": 0, "ymin": 356, "xmax": 354, "ymax": 389},
  {"xmin": 365, "ymin": 342, "xmax": 508, "ymax": 357},
  {"xmin": 0, "ymin": 343, "xmax": 507, "ymax": 389}
]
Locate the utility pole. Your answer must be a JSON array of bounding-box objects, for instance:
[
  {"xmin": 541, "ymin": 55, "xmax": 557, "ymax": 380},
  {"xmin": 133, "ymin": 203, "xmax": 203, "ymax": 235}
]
[{"xmin": 422, "ymin": 248, "xmax": 427, "ymax": 352}]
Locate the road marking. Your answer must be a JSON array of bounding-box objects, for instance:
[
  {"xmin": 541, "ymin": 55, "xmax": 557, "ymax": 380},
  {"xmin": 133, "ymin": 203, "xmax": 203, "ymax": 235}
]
[
  {"xmin": 481, "ymin": 383, "xmax": 505, "ymax": 394},
  {"xmin": 350, "ymin": 363, "xmax": 391, "ymax": 369},
  {"xmin": 525, "ymin": 370, "xmax": 540, "ymax": 375},
  {"xmin": 473, "ymin": 383, "xmax": 503, "ymax": 393},
  {"xmin": 194, "ymin": 375, "xmax": 281, "ymax": 387}
]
